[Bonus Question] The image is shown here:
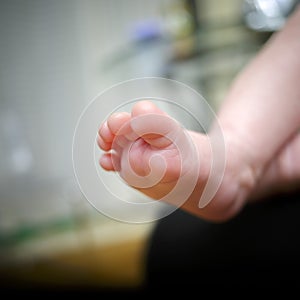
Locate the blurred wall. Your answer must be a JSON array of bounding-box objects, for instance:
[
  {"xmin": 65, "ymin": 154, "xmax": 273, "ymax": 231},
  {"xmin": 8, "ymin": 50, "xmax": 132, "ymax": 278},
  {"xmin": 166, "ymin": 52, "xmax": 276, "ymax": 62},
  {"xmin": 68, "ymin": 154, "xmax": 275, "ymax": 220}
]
[{"xmin": 0, "ymin": 0, "xmax": 171, "ymax": 235}]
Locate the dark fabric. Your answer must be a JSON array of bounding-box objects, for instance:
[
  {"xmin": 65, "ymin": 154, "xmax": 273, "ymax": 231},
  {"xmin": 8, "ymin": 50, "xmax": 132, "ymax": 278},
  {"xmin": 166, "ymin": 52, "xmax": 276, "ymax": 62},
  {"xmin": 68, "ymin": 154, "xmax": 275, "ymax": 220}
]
[{"xmin": 145, "ymin": 190, "xmax": 300, "ymax": 291}]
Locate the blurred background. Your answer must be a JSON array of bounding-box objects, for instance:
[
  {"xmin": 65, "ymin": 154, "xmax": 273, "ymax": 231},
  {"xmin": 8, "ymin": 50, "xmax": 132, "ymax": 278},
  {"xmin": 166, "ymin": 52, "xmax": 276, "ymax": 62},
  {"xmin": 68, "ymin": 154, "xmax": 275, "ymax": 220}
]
[{"xmin": 0, "ymin": 0, "xmax": 297, "ymax": 292}]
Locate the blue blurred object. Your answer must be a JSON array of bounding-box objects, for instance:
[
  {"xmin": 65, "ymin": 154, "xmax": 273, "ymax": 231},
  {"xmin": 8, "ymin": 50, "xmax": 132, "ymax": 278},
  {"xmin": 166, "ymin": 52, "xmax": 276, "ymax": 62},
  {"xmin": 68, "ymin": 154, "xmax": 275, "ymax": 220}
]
[{"xmin": 130, "ymin": 19, "xmax": 163, "ymax": 43}]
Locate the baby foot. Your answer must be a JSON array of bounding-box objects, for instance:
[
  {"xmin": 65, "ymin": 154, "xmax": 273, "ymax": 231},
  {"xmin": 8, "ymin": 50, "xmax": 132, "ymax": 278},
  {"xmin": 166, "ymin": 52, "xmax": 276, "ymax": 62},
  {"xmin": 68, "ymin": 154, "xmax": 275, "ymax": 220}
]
[{"xmin": 97, "ymin": 101, "xmax": 200, "ymax": 202}]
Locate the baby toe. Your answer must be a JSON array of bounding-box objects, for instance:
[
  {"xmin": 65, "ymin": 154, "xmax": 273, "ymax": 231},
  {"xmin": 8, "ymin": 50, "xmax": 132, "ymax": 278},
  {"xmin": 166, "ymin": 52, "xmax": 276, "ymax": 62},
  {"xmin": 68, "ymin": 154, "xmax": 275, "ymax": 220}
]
[
  {"xmin": 98, "ymin": 121, "xmax": 114, "ymax": 143},
  {"xmin": 99, "ymin": 153, "xmax": 120, "ymax": 171},
  {"xmin": 97, "ymin": 136, "xmax": 112, "ymax": 151},
  {"xmin": 107, "ymin": 112, "xmax": 131, "ymax": 136}
]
